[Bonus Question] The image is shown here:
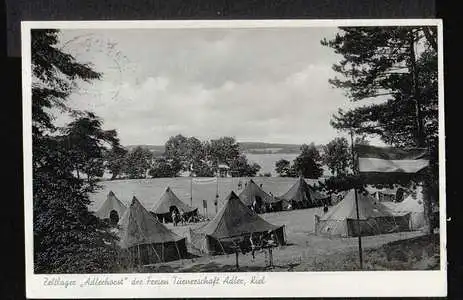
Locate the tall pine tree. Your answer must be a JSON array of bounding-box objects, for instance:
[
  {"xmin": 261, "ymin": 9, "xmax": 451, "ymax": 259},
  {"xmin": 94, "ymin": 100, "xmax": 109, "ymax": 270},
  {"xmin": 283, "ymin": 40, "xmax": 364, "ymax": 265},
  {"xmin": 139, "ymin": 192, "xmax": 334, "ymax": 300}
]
[{"xmin": 322, "ymin": 26, "xmax": 439, "ymax": 233}]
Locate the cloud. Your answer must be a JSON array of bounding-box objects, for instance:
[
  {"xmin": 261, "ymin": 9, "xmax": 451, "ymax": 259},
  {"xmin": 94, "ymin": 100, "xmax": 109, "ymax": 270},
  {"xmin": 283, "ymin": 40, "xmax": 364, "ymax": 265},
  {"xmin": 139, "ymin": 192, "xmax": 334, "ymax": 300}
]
[{"xmin": 56, "ymin": 27, "xmax": 378, "ymax": 146}]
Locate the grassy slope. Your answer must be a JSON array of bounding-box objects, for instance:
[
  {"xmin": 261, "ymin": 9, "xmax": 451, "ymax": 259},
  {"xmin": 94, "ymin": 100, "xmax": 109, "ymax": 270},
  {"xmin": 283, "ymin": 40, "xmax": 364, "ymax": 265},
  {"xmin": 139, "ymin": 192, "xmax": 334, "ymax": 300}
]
[{"xmin": 297, "ymin": 233, "xmax": 440, "ymax": 271}]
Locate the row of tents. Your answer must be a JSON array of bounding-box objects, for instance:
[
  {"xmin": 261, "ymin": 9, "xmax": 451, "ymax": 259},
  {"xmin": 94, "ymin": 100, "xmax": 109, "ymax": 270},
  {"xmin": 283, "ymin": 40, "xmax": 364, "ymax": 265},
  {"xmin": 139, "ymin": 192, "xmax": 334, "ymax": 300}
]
[
  {"xmin": 95, "ymin": 189, "xmax": 286, "ymax": 265},
  {"xmin": 95, "ymin": 188, "xmax": 199, "ymax": 223},
  {"xmin": 96, "ymin": 177, "xmax": 330, "ymax": 223},
  {"xmin": 238, "ymin": 177, "xmax": 330, "ymax": 213},
  {"xmin": 93, "ymin": 178, "xmax": 427, "ymax": 265}
]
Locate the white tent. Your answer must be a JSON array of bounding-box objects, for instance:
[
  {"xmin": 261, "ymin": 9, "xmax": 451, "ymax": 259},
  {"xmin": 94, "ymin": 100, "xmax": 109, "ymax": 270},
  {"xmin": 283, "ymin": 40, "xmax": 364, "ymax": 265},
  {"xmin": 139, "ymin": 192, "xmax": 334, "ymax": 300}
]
[
  {"xmin": 392, "ymin": 186, "xmax": 425, "ymax": 230},
  {"xmin": 315, "ymin": 189, "xmax": 410, "ymax": 237}
]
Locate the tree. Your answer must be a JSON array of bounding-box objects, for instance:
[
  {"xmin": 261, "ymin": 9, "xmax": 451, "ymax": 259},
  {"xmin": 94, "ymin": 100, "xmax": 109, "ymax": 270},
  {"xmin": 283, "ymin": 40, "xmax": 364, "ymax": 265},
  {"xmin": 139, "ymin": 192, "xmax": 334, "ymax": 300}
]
[
  {"xmin": 63, "ymin": 112, "xmax": 120, "ymax": 183},
  {"xmin": 125, "ymin": 146, "xmax": 153, "ymax": 179},
  {"xmin": 209, "ymin": 137, "xmax": 241, "ymax": 168},
  {"xmin": 164, "ymin": 134, "xmax": 189, "ymax": 171},
  {"xmin": 32, "ymin": 29, "xmax": 118, "ymax": 273},
  {"xmin": 322, "ymin": 26, "xmax": 439, "ymax": 233},
  {"xmin": 192, "ymin": 159, "xmax": 214, "ymax": 177},
  {"xmin": 164, "ymin": 135, "xmax": 209, "ymax": 176},
  {"xmin": 149, "ymin": 157, "xmax": 178, "ymax": 178},
  {"xmin": 275, "ymin": 159, "xmax": 297, "ymax": 177},
  {"xmin": 229, "ymin": 155, "xmax": 261, "ymax": 177},
  {"xmin": 322, "ymin": 137, "xmax": 350, "ymax": 176},
  {"xmin": 322, "ymin": 26, "xmax": 438, "ymax": 149},
  {"xmin": 323, "ymin": 174, "xmax": 365, "ymax": 194},
  {"xmin": 105, "ymin": 144, "xmax": 128, "ymax": 180},
  {"xmin": 293, "ymin": 143, "xmax": 323, "ymax": 179}
]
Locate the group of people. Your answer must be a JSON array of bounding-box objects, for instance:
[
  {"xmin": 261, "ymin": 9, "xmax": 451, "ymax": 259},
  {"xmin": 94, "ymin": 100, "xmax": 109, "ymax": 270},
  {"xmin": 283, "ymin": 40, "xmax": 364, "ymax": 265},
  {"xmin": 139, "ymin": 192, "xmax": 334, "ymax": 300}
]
[
  {"xmin": 247, "ymin": 230, "xmax": 278, "ymax": 260},
  {"xmin": 171, "ymin": 209, "xmax": 185, "ymax": 226}
]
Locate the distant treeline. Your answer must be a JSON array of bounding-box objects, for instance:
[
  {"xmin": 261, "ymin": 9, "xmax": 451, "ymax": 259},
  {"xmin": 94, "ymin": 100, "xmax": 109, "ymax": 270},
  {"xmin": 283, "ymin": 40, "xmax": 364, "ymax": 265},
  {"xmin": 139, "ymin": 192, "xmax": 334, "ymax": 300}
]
[{"xmin": 124, "ymin": 141, "xmax": 320, "ymax": 155}]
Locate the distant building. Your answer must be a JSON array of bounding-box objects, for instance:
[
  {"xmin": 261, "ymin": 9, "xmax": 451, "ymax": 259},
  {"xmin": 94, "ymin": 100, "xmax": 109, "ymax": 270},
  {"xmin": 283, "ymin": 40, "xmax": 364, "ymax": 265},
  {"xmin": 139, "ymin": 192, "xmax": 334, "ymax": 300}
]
[
  {"xmin": 217, "ymin": 164, "xmax": 231, "ymax": 177},
  {"xmin": 365, "ymin": 185, "xmax": 409, "ymax": 202}
]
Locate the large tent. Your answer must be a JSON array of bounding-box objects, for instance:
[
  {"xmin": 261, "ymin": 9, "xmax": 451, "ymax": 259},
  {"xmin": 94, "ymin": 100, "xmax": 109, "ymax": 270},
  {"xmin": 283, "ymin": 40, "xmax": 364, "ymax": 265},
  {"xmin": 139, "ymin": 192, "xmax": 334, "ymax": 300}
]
[
  {"xmin": 390, "ymin": 186, "xmax": 425, "ymax": 230},
  {"xmin": 151, "ymin": 187, "xmax": 198, "ymax": 223},
  {"xmin": 94, "ymin": 191, "xmax": 127, "ymax": 220},
  {"xmin": 118, "ymin": 196, "xmax": 188, "ymax": 265},
  {"xmin": 315, "ymin": 189, "xmax": 410, "ymax": 237},
  {"xmin": 189, "ymin": 191, "xmax": 286, "ymax": 255},
  {"xmin": 278, "ymin": 176, "xmax": 330, "ymax": 209},
  {"xmin": 238, "ymin": 179, "xmax": 282, "ymax": 213}
]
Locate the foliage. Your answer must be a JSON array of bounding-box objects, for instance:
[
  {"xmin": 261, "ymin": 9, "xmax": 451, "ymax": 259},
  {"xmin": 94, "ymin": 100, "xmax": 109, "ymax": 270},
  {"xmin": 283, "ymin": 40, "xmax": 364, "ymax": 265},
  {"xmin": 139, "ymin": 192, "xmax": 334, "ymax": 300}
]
[
  {"xmin": 125, "ymin": 146, "xmax": 153, "ymax": 179},
  {"xmin": 322, "ymin": 137, "xmax": 351, "ymax": 176},
  {"xmin": 322, "ymin": 174, "xmax": 365, "ymax": 194},
  {"xmin": 208, "ymin": 137, "xmax": 241, "ymax": 167},
  {"xmin": 32, "ymin": 29, "xmax": 118, "ymax": 273},
  {"xmin": 104, "ymin": 144, "xmax": 128, "ymax": 180},
  {"xmin": 322, "ymin": 26, "xmax": 438, "ymax": 150},
  {"xmin": 31, "ymin": 29, "xmax": 100, "ymax": 136},
  {"xmin": 275, "ymin": 159, "xmax": 297, "ymax": 177},
  {"xmin": 63, "ymin": 112, "xmax": 120, "ymax": 183},
  {"xmin": 229, "ymin": 155, "xmax": 261, "ymax": 177},
  {"xmin": 148, "ymin": 157, "xmax": 179, "ymax": 178},
  {"xmin": 323, "ymin": 26, "xmax": 439, "ymax": 233},
  {"xmin": 292, "ymin": 143, "xmax": 323, "ymax": 179},
  {"xmin": 162, "ymin": 135, "xmax": 260, "ymax": 178}
]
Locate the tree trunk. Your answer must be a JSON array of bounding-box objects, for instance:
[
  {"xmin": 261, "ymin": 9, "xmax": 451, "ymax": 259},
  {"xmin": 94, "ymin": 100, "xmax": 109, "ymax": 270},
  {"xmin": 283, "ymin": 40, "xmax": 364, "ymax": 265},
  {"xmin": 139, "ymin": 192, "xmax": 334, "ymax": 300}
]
[
  {"xmin": 422, "ymin": 179, "xmax": 434, "ymax": 235},
  {"xmin": 408, "ymin": 32, "xmax": 425, "ymax": 148},
  {"xmin": 408, "ymin": 32, "xmax": 434, "ymax": 235}
]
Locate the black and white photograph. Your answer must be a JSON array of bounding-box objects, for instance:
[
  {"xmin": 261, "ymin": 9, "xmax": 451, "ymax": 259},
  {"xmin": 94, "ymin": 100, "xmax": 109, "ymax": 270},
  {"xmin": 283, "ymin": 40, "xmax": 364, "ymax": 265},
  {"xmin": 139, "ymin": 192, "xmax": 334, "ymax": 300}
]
[{"xmin": 22, "ymin": 20, "xmax": 446, "ymax": 297}]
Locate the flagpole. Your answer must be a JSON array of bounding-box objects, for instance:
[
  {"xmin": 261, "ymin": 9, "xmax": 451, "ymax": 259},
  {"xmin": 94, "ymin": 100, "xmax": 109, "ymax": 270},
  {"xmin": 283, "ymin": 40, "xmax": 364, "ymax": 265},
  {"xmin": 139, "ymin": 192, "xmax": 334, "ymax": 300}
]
[{"xmin": 350, "ymin": 130, "xmax": 363, "ymax": 270}]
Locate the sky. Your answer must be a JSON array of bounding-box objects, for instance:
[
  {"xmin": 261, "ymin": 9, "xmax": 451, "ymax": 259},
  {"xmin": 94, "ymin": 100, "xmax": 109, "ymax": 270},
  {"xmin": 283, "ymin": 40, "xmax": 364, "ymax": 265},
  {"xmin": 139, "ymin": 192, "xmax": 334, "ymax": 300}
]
[{"xmin": 54, "ymin": 27, "xmax": 384, "ymax": 146}]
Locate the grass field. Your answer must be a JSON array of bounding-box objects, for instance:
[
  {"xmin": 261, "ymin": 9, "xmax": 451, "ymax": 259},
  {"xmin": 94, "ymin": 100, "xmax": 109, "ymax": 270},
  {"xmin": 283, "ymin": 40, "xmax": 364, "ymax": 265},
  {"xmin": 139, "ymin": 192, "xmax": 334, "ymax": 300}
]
[
  {"xmin": 92, "ymin": 178, "xmax": 438, "ymax": 272},
  {"xmin": 142, "ymin": 207, "xmax": 430, "ymax": 272}
]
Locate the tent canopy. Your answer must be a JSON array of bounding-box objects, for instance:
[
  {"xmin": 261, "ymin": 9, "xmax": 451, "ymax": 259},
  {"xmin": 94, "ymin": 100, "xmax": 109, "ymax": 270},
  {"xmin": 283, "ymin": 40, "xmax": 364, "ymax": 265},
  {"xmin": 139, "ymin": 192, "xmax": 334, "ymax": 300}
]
[
  {"xmin": 238, "ymin": 179, "xmax": 277, "ymax": 206},
  {"xmin": 95, "ymin": 190, "xmax": 127, "ymax": 219},
  {"xmin": 197, "ymin": 191, "xmax": 283, "ymax": 240},
  {"xmin": 278, "ymin": 176, "xmax": 328, "ymax": 206},
  {"xmin": 151, "ymin": 187, "xmax": 197, "ymax": 215},
  {"xmin": 320, "ymin": 189, "xmax": 392, "ymax": 221},
  {"xmin": 118, "ymin": 196, "xmax": 183, "ymax": 249}
]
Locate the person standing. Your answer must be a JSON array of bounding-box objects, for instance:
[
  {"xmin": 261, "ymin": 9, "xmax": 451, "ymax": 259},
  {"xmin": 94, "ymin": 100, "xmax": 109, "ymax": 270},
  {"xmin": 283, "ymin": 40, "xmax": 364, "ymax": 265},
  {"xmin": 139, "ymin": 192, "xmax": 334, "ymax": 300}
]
[
  {"xmin": 179, "ymin": 209, "xmax": 185, "ymax": 225},
  {"xmin": 249, "ymin": 233, "xmax": 256, "ymax": 260},
  {"xmin": 172, "ymin": 211, "xmax": 177, "ymax": 226}
]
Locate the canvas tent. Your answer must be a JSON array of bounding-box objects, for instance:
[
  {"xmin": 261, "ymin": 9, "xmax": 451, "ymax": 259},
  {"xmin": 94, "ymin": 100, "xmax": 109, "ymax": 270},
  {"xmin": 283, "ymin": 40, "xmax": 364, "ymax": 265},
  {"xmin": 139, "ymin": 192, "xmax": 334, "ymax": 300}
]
[
  {"xmin": 151, "ymin": 187, "xmax": 198, "ymax": 223},
  {"xmin": 238, "ymin": 179, "xmax": 281, "ymax": 213},
  {"xmin": 94, "ymin": 191, "xmax": 127, "ymax": 221},
  {"xmin": 390, "ymin": 186, "xmax": 425, "ymax": 230},
  {"xmin": 189, "ymin": 191, "xmax": 286, "ymax": 255},
  {"xmin": 315, "ymin": 189, "xmax": 410, "ymax": 237},
  {"xmin": 278, "ymin": 176, "xmax": 330, "ymax": 209},
  {"xmin": 118, "ymin": 196, "xmax": 188, "ymax": 265}
]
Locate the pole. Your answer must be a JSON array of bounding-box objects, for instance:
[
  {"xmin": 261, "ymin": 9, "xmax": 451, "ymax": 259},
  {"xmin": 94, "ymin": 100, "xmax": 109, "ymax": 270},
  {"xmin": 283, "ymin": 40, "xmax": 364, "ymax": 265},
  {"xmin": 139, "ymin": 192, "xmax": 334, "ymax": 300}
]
[
  {"xmin": 215, "ymin": 168, "xmax": 219, "ymax": 215},
  {"xmin": 190, "ymin": 176, "xmax": 193, "ymax": 207},
  {"xmin": 350, "ymin": 130, "xmax": 363, "ymax": 270}
]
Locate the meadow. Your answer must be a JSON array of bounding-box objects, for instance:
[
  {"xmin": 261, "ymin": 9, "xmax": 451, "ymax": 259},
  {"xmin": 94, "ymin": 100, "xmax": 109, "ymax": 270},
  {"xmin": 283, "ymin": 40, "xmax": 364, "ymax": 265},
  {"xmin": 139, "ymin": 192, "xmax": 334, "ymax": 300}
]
[{"xmin": 90, "ymin": 177, "xmax": 437, "ymax": 272}]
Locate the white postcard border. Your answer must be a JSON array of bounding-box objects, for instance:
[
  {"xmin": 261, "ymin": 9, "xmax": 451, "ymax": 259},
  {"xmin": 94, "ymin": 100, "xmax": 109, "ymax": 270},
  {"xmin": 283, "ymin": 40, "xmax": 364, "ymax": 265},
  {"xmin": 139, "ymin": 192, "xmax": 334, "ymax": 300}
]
[{"xmin": 22, "ymin": 19, "xmax": 447, "ymax": 298}]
